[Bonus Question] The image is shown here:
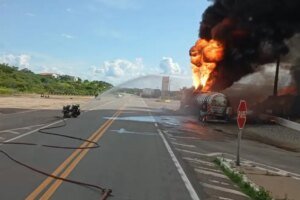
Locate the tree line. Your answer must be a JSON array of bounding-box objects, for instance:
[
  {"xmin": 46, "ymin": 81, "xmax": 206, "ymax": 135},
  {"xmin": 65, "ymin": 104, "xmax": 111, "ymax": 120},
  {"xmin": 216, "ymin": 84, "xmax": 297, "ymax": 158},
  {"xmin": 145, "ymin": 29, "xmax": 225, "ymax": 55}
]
[{"xmin": 0, "ymin": 63, "xmax": 112, "ymax": 95}]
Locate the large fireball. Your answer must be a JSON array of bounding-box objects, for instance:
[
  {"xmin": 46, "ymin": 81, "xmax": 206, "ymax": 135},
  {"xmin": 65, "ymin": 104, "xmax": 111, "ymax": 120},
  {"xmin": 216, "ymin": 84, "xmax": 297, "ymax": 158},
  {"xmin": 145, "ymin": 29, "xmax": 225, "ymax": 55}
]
[{"xmin": 190, "ymin": 39, "xmax": 224, "ymax": 92}]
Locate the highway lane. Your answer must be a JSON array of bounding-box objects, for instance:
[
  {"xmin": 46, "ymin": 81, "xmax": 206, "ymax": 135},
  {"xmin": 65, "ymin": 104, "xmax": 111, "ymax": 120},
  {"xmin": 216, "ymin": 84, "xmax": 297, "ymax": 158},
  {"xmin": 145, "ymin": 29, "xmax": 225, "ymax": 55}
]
[
  {"xmin": 0, "ymin": 96, "xmax": 117, "ymax": 142},
  {"xmin": 44, "ymin": 96, "xmax": 196, "ymax": 200},
  {"xmin": 0, "ymin": 95, "xmax": 197, "ymax": 200}
]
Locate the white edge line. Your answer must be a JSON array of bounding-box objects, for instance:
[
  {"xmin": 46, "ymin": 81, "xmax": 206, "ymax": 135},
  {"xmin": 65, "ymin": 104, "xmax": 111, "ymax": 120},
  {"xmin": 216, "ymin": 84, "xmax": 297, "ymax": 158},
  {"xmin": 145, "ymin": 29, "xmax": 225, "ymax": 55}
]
[
  {"xmin": 200, "ymin": 182, "xmax": 246, "ymax": 197},
  {"xmin": 157, "ymin": 128, "xmax": 200, "ymax": 200},
  {"xmin": 2, "ymin": 97, "xmax": 119, "ymax": 143},
  {"xmin": 5, "ymin": 130, "xmax": 20, "ymax": 135},
  {"xmin": 141, "ymin": 97, "xmax": 200, "ymax": 200},
  {"xmin": 0, "ymin": 109, "xmax": 38, "ymax": 116},
  {"xmin": 0, "ymin": 123, "xmax": 46, "ymax": 132},
  {"xmin": 171, "ymin": 142, "xmax": 196, "ymax": 148},
  {"xmin": 1, "ymin": 120, "xmax": 63, "ymax": 144}
]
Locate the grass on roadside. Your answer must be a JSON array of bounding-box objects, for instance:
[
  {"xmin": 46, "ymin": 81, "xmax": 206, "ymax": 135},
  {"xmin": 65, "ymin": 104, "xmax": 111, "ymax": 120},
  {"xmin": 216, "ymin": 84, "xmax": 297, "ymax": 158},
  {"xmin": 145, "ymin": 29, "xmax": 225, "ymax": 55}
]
[
  {"xmin": 0, "ymin": 87, "xmax": 18, "ymax": 95},
  {"xmin": 214, "ymin": 158, "xmax": 272, "ymax": 200}
]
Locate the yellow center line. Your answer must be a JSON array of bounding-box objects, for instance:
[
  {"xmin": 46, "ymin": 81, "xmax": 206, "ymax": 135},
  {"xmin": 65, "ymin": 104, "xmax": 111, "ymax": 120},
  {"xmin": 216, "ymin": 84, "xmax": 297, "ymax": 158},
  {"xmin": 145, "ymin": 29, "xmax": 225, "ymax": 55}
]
[
  {"xmin": 26, "ymin": 109, "xmax": 122, "ymax": 200},
  {"xmin": 40, "ymin": 110, "xmax": 122, "ymax": 199}
]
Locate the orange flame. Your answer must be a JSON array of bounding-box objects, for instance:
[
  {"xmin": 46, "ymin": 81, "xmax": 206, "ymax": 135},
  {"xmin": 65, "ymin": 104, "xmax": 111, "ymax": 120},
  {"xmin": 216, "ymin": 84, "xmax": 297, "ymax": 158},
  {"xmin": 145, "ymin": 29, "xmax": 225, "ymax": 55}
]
[
  {"xmin": 190, "ymin": 39, "xmax": 224, "ymax": 92},
  {"xmin": 278, "ymin": 86, "xmax": 297, "ymax": 96}
]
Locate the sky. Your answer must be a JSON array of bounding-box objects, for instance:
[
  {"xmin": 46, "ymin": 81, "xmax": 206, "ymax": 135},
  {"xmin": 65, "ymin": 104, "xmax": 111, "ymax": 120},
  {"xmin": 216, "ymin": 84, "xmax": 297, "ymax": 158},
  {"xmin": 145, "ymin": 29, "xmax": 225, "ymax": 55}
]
[{"xmin": 0, "ymin": 0, "xmax": 211, "ymax": 85}]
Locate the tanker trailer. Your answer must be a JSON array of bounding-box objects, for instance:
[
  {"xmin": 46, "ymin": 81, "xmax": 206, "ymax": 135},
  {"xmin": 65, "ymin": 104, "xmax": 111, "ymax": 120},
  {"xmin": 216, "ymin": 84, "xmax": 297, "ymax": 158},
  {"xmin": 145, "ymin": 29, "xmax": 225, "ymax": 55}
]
[{"xmin": 195, "ymin": 92, "xmax": 232, "ymax": 122}]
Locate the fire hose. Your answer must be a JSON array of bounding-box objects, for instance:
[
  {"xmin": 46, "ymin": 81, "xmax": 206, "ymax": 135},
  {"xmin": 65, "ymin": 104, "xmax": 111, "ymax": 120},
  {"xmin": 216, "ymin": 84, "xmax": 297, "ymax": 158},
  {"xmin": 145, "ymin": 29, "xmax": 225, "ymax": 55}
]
[{"xmin": 0, "ymin": 118, "xmax": 112, "ymax": 199}]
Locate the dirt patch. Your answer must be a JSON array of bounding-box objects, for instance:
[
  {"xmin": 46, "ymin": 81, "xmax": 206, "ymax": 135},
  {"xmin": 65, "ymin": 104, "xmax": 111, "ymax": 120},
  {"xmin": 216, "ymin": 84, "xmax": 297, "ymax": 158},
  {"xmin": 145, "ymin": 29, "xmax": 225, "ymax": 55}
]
[
  {"xmin": 241, "ymin": 166, "xmax": 300, "ymax": 200},
  {"xmin": 0, "ymin": 94, "xmax": 93, "ymax": 113}
]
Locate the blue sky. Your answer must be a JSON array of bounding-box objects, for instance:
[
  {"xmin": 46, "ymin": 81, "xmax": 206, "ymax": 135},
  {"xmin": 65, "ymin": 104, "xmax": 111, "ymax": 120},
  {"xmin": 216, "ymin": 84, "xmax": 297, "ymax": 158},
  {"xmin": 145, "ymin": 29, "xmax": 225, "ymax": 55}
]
[{"xmin": 0, "ymin": 0, "xmax": 211, "ymax": 84}]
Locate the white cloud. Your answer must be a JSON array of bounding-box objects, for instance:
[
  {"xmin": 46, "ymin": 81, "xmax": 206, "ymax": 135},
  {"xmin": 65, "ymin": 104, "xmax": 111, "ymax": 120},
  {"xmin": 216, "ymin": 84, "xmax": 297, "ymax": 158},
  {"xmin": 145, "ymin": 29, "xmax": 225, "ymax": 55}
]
[
  {"xmin": 0, "ymin": 54, "xmax": 31, "ymax": 69},
  {"xmin": 25, "ymin": 12, "xmax": 35, "ymax": 17},
  {"xmin": 0, "ymin": 52, "xmax": 87, "ymax": 77},
  {"xmin": 159, "ymin": 57, "xmax": 182, "ymax": 75},
  {"xmin": 61, "ymin": 33, "xmax": 75, "ymax": 39},
  {"xmin": 19, "ymin": 54, "xmax": 31, "ymax": 68},
  {"xmin": 93, "ymin": 58, "xmax": 143, "ymax": 77},
  {"xmin": 90, "ymin": 57, "xmax": 185, "ymax": 84},
  {"xmin": 0, "ymin": 52, "xmax": 187, "ymax": 86},
  {"xmin": 91, "ymin": 58, "xmax": 146, "ymax": 84},
  {"xmin": 66, "ymin": 8, "xmax": 72, "ymax": 13},
  {"xmin": 39, "ymin": 66, "xmax": 64, "ymax": 75}
]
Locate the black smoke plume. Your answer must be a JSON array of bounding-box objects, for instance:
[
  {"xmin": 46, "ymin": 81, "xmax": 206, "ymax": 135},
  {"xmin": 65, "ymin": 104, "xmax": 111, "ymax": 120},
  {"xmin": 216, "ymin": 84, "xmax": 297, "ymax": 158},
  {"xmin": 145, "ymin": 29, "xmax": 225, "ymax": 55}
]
[{"xmin": 199, "ymin": 0, "xmax": 300, "ymax": 91}]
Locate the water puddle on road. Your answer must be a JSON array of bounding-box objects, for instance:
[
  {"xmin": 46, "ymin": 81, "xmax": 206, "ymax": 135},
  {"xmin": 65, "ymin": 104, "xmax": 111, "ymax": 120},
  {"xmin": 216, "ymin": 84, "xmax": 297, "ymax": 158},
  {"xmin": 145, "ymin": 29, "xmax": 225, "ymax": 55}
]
[
  {"xmin": 159, "ymin": 116, "xmax": 180, "ymax": 126},
  {"xmin": 104, "ymin": 115, "xmax": 182, "ymax": 126},
  {"xmin": 110, "ymin": 128, "xmax": 156, "ymax": 136},
  {"xmin": 104, "ymin": 116, "xmax": 156, "ymax": 123}
]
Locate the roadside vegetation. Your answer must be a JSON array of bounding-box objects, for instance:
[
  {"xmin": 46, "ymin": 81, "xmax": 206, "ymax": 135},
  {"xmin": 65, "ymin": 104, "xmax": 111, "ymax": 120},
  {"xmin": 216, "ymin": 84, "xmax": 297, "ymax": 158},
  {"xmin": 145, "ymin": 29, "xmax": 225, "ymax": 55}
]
[
  {"xmin": 0, "ymin": 63, "xmax": 112, "ymax": 95},
  {"xmin": 214, "ymin": 158, "xmax": 272, "ymax": 200}
]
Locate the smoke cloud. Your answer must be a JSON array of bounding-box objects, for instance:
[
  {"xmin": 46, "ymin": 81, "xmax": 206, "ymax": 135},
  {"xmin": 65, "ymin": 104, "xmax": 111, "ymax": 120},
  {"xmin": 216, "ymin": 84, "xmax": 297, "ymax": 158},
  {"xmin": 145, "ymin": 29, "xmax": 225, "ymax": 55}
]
[
  {"xmin": 198, "ymin": 0, "xmax": 300, "ymax": 91},
  {"xmin": 283, "ymin": 34, "xmax": 300, "ymax": 94},
  {"xmin": 223, "ymin": 63, "xmax": 293, "ymax": 109}
]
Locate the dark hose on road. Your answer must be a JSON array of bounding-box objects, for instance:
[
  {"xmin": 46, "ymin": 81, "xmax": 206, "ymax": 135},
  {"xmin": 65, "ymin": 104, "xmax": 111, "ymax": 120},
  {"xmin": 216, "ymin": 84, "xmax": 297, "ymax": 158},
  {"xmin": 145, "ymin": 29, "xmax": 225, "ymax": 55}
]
[
  {"xmin": 100, "ymin": 189, "xmax": 113, "ymax": 200},
  {"xmin": 0, "ymin": 118, "xmax": 99, "ymax": 149},
  {"xmin": 0, "ymin": 149, "xmax": 106, "ymax": 192},
  {"xmin": 0, "ymin": 117, "xmax": 113, "ymax": 199}
]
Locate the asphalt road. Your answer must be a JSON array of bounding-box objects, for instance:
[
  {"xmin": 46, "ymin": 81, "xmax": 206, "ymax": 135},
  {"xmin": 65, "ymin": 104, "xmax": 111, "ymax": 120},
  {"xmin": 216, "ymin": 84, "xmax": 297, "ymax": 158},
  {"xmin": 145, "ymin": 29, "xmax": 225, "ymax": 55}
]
[
  {"xmin": 0, "ymin": 95, "xmax": 198, "ymax": 200},
  {"xmin": 1, "ymin": 94, "xmax": 299, "ymax": 200},
  {"xmin": 0, "ymin": 109, "xmax": 60, "ymax": 131}
]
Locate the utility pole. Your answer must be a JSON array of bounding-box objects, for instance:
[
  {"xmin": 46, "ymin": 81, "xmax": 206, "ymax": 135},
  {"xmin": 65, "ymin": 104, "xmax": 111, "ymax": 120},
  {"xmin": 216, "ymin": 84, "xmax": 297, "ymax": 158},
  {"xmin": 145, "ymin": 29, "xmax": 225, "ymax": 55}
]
[{"xmin": 273, "ymin": 56, "xmax": 280, "ymax": 96}]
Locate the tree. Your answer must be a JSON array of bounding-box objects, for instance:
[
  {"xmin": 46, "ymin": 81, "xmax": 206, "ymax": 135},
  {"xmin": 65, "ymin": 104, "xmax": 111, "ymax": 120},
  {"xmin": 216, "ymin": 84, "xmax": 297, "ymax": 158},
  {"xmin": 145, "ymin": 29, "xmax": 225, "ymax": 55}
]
[{"xmin": 0, "ymin": 63, "xmax": 113, "ymax": 95}]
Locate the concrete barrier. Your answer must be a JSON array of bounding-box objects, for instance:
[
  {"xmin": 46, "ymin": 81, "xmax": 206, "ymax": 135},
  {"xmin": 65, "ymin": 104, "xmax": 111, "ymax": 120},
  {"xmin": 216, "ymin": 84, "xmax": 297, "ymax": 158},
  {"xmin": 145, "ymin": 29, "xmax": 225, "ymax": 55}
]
[{"xmin": 260, "ymin": 114, "xmax": 300, "ymax": 132}]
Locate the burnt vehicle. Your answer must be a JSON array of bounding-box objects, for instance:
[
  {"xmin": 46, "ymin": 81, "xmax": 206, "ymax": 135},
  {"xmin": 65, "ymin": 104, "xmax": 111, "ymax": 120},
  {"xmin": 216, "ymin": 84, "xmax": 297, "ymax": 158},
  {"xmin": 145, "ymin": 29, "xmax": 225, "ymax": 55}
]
[
  {"xmin": 180, "ymin": 88, "xmax": 232, "ymax": 122},
  {"xmin": 195, "ymin": 92, "xmax": 232, "ymax": 122},
  {"xmin": 62, "ymin": 104, "xmax": 81, "ymax": 118}
]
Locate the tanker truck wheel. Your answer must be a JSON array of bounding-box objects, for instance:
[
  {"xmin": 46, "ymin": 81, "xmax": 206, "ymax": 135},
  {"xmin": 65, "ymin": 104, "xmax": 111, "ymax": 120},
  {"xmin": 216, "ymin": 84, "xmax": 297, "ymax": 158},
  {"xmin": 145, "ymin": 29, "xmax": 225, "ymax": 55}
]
[{"xmin": 199, "ymin": 113, "xmax": 207, "ymax": 123}]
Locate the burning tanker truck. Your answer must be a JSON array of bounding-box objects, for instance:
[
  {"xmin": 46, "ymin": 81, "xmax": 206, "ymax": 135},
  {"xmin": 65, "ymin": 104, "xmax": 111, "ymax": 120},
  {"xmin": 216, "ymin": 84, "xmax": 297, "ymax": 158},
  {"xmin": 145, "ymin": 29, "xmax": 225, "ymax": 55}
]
[
  {"xmin": 180, "ymin": 88, "xmax": 232, "ymax": 122},
  {"xmin": 180, "ymin": 28, "xmax": 232, "ymax": 122}
]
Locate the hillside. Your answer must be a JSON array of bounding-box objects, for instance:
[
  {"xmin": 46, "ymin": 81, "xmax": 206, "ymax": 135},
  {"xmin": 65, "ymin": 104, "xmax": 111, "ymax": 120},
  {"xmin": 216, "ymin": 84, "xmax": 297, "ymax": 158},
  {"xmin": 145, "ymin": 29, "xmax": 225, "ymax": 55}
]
[{"xmin": 0, "ymin": 63, "xmax": 113, "ymax": 95}]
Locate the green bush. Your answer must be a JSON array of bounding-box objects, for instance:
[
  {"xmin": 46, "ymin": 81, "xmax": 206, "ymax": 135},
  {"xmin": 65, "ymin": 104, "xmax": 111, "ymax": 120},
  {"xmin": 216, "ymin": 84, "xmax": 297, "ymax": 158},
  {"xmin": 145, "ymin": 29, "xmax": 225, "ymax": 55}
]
[{"xmin": 0, "ymin": 87, "xmax": 17, "ymax": 95}]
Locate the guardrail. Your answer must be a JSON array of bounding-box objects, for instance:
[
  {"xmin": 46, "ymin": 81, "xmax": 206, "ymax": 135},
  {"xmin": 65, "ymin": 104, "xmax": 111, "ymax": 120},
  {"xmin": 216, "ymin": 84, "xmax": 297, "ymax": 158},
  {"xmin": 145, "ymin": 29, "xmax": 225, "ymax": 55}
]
[{"xmin": 260, "ymin": 114, "xmax": 300, "ymax": 132}]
